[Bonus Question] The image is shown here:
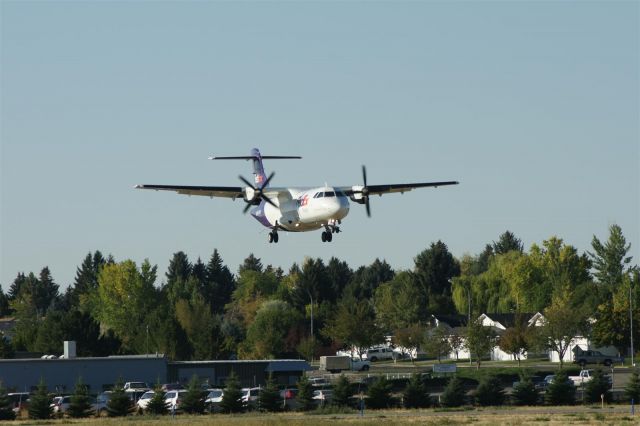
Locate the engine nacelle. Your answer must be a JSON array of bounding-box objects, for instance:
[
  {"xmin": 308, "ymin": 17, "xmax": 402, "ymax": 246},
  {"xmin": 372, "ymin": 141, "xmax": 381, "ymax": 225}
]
[
  {"xmin": 349, "ymin": 185, "xmax": 366, "ymax": 204},
  {"xmin": 244, "ymin": 187, "xmax": 258, "ymax": 203}
]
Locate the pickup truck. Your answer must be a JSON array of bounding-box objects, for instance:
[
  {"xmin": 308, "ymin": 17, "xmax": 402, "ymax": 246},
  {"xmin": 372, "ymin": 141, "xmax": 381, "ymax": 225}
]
[
  {"xmin": 319, "ymin": 355, "xmax": 371, "ymax": 373},
  {"xmin": 572, "ymin": 347, "xmax": 624, "ymax": 367},
  {"xmin": 569, "ymin": 370, "xmax": 594, "ymax": 386}
]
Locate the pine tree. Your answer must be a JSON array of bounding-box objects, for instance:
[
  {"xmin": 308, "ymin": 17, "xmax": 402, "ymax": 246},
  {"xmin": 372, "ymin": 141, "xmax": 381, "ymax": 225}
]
[
  {"xmin": 511, "ymin": 375, "xmax": 539, "ymax": 405},
  {"xmin": 28, "ymin": 378, "xmax": 52, "ymax": 419},
  {"xmin": 474, "ymin": 375, "xmax": 505, "ymax": 406},
  {"xmin": 180, "ymin": 375, "xmax": 205, "ymax": 414},
  {"xmin": 258, "ymin": 374, "xmax": 280, "ymax": 412},
  {"xmin": 220, "ymin": 371, "xmax": 243, "ymax": 413},
  {"xmin": 624, "ymin": 370, "xmax": 640, "ymax": 403},
  {"xmin": 68, "ymin": 377, "xmax": 93, "ymax": 418},
  {"xmin": 544, "ymin": 371, "xmax": 575, "ymax": 405},
  {"xmin": 296, "ymin": 375, "xmax": 314, "ymax": 411},
  {"xmin": 440, "ymin": 376, "xmax": 466, "ymax": 407},
  {"xmin": 0, "ymin": 334, "xmax": 14, "ymax": 359},
  {"xmin": 366, "ymin": 376, "xmax": 393, "ymax": 409},
  {"xmin": 403, "ymin": 373, "xmax": 429, "ymax": 408},
  {"xmin": 0, "ymin": 384, "xmax": 16, "ymax": 420},
  {"xmin": 107, "ymin": 380, "xmax": 132, "ymax": 417},
  {"xmin": 332, "ymin": 375, "xmax": 353, "ymax": 407},
  {"xmin": 205, "ymin": 249, "xmax": 235, "ymax": 314},
  {"xmin": 146, "ymin": 385, "xmax": 169, "ymax": 416},
  {"xmin": 584, "ymin": 369, "xmax": 611, "ymax": 403}
]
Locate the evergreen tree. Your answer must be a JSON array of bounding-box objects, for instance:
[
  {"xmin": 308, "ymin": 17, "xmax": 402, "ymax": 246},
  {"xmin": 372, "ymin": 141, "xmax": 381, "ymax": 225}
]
[
  {"xmin": 68, "ymin": 377, "xmax": 92, "ymax": 418},
  {"xmin": 0, "ymin": 384, "xmax": 16, "ymax": 420},
  {"xmin": 589, "ymin": 224, "xmax": 633, "ymax": 289},
  {"xmin": 146, "ymin": 384, "xmax": 169, "ymax": 415},
  {"xmin": 332, "ymin": 375, "xmax": 353, "ymax": 407},
  {"xmin": 239, "ymin": 253, "xmax": 263, "ymax": 274},
  {"xmin": 34, "ymin": 267, "xmax": 59, "ymax": 314},
  {"xmin": 28, "ymin": 378, "xmax": 52, "ymax": 419},
  {"xmin": 440, "ymin": 376, "xmax": 466, "ymax": 407},
  {"xmin": 414, "ymin": 241, "xmax": 460, "ymax": 314},
  {"xmin": 624, "ymin": 370, "xmax": 640, "ymax": 403},
  {"xmin": 366, "ymin": 376, "xmax": 393, "ymax": 409},
  {"xmin": 492, "ymin": 231, "xmax": 524, "ymax": 254},
  {"xmin": 107, "ymin": 379, "xmax": 132, "ymax": 417},
  {"xmin": 584, "ymin": 369, "xmax": 611, "ymax": 403},
  {"xmin": 544, "ymin": 371, "xmax": 575, "ymax": 405},
  {"xmin": 8, "ymin": 272, "xmax": 27, "ymax": 300},
  {"xmin": 220, "ymin": 371, "xmax": 243, "ymax": 413},
  {"xmin": 205, "ymin": 249, "xmax": 235, "ymax": 314},
  {"xmin": 474, "ymin": 375, "xmax": 505, "ymax": 406},
  {"xmin": 180, "ymin": 375, "xmax": 205, "ymax": 414},
  {"xmin": 258, "ymin": 374, "xmax": 280, "ymax": 412},
  {"xmin": 511, "ymin": 375, "xmax": 539, "ymax": 405},
  {"xmin": 0, "ymin": 288, "xmax": 9, "ymax": 317},
  {"xmin": 0, "ymin": 334, "xmax": 14, "ymax": 359},
  {"xmin": 403, "ymin": 373, "xmax": 429, "ymax": 408},
  {"xmin": 296, "ymin": 375, "xmax": 314, "ymax": 412}
]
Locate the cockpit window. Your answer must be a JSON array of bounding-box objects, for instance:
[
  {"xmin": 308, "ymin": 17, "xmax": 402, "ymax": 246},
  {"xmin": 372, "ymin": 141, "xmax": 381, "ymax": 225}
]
[
  {"xmin": 324, "ymin": 191, "xmax": 336, "ymax": 197},
  {"xmin": 313, "ymin": 192, "xmax": 322, "ymax": 198},
  {"xmin": 335, "ymin": 190, "xmax": 345, "ymax": 197}
]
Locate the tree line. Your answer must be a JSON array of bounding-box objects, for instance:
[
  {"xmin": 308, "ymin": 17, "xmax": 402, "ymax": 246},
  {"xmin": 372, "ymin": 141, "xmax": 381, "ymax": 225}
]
[{"xmin": 0, "ymin": 225, "xmax": 637, "ymax": 362}]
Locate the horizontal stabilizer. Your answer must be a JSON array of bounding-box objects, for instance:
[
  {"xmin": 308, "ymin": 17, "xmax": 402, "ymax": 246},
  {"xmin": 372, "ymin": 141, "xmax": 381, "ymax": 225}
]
[{"xmin": 208, "ymin": 155, "xmax": 302, "ymax": 160}]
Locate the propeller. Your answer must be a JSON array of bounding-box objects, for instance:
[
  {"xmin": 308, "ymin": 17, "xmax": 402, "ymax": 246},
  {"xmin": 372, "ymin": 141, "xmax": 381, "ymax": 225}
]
[
  {"xmin": 352, "ymin": 165, "xmax": 371, "ymax": 217},
  {"xmin": 239, "ymin": 171, "xmax": 277, "ymax": 214}
]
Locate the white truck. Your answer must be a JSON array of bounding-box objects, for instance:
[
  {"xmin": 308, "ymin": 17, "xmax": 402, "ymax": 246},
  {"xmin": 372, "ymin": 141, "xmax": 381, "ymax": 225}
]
[{"xmin": 319, "ymin": 355, "xmax": 370, "ymax": 373}]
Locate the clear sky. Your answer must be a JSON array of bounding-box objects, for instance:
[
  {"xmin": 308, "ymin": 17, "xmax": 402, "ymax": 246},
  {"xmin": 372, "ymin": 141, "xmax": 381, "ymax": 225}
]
[{"xmin": 1, "ymin": 1, "xmax": 638, "ymax": 289}]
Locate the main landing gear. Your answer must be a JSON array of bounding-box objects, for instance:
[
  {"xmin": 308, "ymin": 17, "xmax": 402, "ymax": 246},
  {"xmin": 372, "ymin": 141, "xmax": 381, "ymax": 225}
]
[
  {"xmin": 268, "ymin": 230, "xmax": 279, "ymax": 244},
  {"xmin": 321, "ymin": 225, "xmax": 340, "ymax": 243}
]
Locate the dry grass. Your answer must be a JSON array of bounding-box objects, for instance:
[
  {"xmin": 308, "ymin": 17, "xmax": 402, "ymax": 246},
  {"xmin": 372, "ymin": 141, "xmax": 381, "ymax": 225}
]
[{"xmin": 9, "ymin": 409, "xmax": 638, "ymax": 426}]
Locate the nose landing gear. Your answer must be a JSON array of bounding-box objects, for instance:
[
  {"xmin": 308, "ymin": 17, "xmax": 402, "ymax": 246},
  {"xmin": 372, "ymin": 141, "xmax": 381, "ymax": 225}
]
[
  {"xmin": 321, "ymin": 231, "xmax": 332, "ymax": 242},
  {"xmin": 321, "ymin": 224, "xmax": 340, "ymax": 243},
  {"xmin": 268, "ymin": 230, "xmax": 279, "ymax": 243}
]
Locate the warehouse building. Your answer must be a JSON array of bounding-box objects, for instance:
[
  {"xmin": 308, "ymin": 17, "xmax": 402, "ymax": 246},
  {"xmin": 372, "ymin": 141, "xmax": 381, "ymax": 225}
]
[{"xmin": 0, "ymin": 341, "xmax": 311, "ymax": 393}]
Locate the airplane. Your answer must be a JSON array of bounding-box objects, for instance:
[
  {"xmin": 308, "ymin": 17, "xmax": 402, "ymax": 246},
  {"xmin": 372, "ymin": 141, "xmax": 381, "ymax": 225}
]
[{"xmin": 135, "ymin": 148, "xmax": 458, "ymax": 243}]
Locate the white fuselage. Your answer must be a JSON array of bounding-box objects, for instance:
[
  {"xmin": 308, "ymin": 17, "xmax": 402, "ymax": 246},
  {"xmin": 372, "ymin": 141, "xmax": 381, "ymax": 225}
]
[{"xmin": 252, "ymin": 186, "xmax": 350, "ymax": 232}]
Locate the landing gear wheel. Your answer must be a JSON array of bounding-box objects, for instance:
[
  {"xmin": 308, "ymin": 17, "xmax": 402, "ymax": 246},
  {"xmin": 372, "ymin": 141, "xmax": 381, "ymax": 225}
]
[
  {"xmin": 321, "ymin": 232, "xmax": 327, "ymax": 242},
  {"xmin": 273, "ymin": 232, "xmax": 279, "ymax": 243},
  {"xmin": 326, "ymin": 232, "xmax": 332, "ymax": 242},
  {"xmin": 268, "ymin": 233, "xmax": 274, "ymax": 243}
]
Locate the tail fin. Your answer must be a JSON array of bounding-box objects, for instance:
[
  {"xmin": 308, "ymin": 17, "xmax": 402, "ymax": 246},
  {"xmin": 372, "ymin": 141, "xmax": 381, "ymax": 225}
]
[{"xmin": 209, "ymin": 148, "xmax": 302, "ymax": 188}]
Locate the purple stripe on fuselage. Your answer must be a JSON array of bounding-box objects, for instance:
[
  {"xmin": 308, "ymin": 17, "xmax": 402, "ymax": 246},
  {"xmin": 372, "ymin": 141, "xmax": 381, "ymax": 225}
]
[{"xmin": 251, "ymin": 202, "xmax": 272, "ymax": 228}]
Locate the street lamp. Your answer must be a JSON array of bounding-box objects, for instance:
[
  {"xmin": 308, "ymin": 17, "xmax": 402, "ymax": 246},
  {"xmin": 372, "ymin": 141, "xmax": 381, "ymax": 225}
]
[{"xmin": 630, "ymin": 282, "xmax": 634, "ymax": 367}]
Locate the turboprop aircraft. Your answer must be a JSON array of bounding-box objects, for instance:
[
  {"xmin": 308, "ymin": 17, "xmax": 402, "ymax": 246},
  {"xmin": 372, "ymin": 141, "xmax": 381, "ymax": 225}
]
[{"xmin": 135, "ymin": 148, "xmax": 458, "ymax": 243}]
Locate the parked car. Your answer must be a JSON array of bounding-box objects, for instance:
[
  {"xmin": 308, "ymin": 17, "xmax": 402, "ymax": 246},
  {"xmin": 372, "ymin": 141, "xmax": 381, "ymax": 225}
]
[
  {"xmin": 123, "ymin": 382, "xmax": 150, "ymax": 392},
  {"xmin": 164, "ymin": 390, "xmax": 187, "ymax": 411},
  {"xmin": 95, "ymin": 391, "xmax": 112, "ymax": 416},
  {"xmin": 51, "ymin": 395, "xmax": 72, "ymax": 414},
  {"xmin": 204, "ymin": 389, "xmax": 224, "ymax": 412},
  {"xmin": 7, "ymin": 392, "xmax": 30, "ymax": 414},
  {"xmin": 312, "ymin": 389, "xmax": 333, "ymax": 407},
  {"xmin": 241, "ymin": 387, "xmax": 261, "ymax": 408},
  {"xmin": 573, "ymin": 347, "xmax": 624, "ymax": 367},
  {"xmin": 309, "ymin": 377, "xmax": 330, "ymax": 387},
  {"xmin": 161, "ymin": 383, "xmax": 184, "ymax": 391},
  {"xmin": 136, "ymin": 390, "xmax": 155, "ymax": 411}
]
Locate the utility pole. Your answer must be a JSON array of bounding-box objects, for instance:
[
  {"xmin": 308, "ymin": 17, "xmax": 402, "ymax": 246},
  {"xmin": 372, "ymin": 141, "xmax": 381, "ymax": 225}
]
[{"xmin": 631, "ymin": 283, "xmax": 634, "ymax": 367}]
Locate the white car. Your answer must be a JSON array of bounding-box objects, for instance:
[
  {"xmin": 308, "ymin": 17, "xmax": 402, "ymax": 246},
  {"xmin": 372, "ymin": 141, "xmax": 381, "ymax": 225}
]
[
  {"xmin": 205, "ymin": 389, "xmax": 224, "ymax": 412},
  {"xmin": 164, "ymin": 390, "xmax": 187, "ymax": 411},
  {"xmin": 241, "ymin": 387, "xmax": 260, "ymax": 408},
  {"xmin": 312, "ymin": 389, "xmax": 333, "ymax": 407},
  {"xmin": 362, "ymin": 346, "xmax": 396, "ymax": 362},
  {"xmin": 123, "ymin": 382, "xmax": 149, "ymax": 392},
  {"xmin": 136, "ymin": 391, "xmax": 155, "ymax": 411}
]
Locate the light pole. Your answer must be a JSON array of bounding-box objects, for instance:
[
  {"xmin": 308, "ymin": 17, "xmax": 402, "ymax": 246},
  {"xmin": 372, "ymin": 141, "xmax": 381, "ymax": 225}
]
[{"xmin": 631, "ymin": 282, "xmax": 634, "ymax": 367}]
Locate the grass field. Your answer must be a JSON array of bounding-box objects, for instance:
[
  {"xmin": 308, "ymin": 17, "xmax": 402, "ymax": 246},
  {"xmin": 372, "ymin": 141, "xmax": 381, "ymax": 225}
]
[{"xmin": 8, "ymin": 407, "xmax": 638, "ymax": 425}]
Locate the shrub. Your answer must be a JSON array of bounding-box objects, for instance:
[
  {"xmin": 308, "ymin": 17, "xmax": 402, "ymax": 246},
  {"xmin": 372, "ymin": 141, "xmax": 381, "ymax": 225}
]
[
  {"xmin": 511, "ymin": 376, "xmax": 539, "ymax": 406},
  {"xmin": 107, "ymin": 379, "xmax": 133, "ymax": 417},
  {"xmin": 0, "ymin": 384, "xmax": 16, "ymax": 420},
  {"xmin": 181, "ymin": 375, "xmax": 205, "ymax": 414},
  {"xmin": 332, "ymin": 375, "xmax": 353, "ymax": 408},
  {"xmin": 258, "ymin": 374, "xmax": 280, "ymax": 412},
  {"xmin": 68, "ymin": 377, "xmax": 93, "ymax": 418},
  {"xmin": 220, "ymin": 371, "xmax": 244, "ymax": 413},
  {"xmin": 28, "ymin": 378, "xmax": 52, "ymax": 420},
  {"xmin": 440, "ymin": 376, "xmax": 466, "ymax": 407},
  {"xmin": 146, "ymin": 381, "xmax": 169, "ymax": 416},
  {"xmin": 544, "ymin": 371, "xmax": 575, "ymax": 406},
  {"xmin": 296, "ymin": 375, "xmax": 315, "ymax": 412},
  {"xmin": 584, "ymin": 369, "xmax": 611, "ymax": 404},
  {"xmin": 474, "ymin": 375, "xmax": 505, "ymax": 406},
  {"xmin": 624, "ymin": 369, "xmax": 640, "ymax": 403},
  {"xmin": 403, "ymin": 373, "xmax": 430, "ymax": 408},
  {"xmin": 366, "ymin": 376, "xmax": 393, "ymax": 409}
]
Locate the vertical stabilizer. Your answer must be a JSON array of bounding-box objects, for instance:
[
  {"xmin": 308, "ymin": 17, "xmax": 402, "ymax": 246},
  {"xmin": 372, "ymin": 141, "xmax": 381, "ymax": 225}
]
[{"xmin": 250, "ymin": 148, "xmax": 268, "ymax": 187}]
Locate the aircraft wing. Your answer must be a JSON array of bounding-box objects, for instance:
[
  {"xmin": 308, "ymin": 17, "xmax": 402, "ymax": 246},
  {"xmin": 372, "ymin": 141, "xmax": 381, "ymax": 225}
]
[
  {"xmin": 134, "ymin": 184, "xmax": 244, "ymax": 199},
  {"xmin": 340, "ymin": 181, "xmax": 459, "ymax": 196}
]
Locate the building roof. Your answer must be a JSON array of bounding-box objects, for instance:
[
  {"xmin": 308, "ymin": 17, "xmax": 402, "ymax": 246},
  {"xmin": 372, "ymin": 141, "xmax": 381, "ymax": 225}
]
[
  {"xmin": 480, "ymin": 313, "xmax": 536, "ymax": 329},
  {"xmin": 430, "ymin": 314, "xmax": 467, "ymax": 328}
]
